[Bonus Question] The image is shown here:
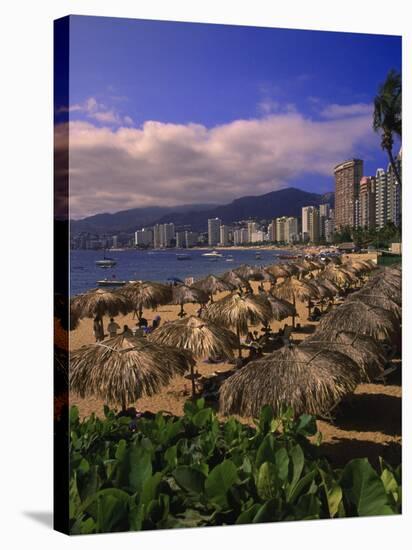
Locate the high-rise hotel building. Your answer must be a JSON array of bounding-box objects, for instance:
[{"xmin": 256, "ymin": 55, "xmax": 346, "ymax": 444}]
[
  {"xmin": 208, "ymin": 218, "xmax": 221, "ymax": 246},
  {"xmin": 334, "ymin": 159, "xmax": 363, "ymax": 230}
]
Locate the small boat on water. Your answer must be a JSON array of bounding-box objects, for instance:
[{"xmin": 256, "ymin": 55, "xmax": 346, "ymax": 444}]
[
  {"xmin": 97, "ymin": 278, "xmax": 126, "ymax": 287},
  {"xmin": 95, "ymin": 251, "xmax": 117, "ymax": 268},
  {"xmin": 255, "ymin": 252, "xmax": 262, "ymax": 259},
  {"xmin": 226, "ymin": 255, "xmax": 234, "ymax": 262},
  {"xmin": 202, "ymin": 249, "xmax": 223, "ymax": 260},
  {"xmin": 176, "ymin": 253, "xmax": 191, "ymax": 261}
]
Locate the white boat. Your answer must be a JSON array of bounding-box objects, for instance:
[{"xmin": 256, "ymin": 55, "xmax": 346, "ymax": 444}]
[
  {"xmin": 97, "ymin": 278, "xmax": 126, "ymax": 287},
  {"xmin": 95, "ymin": 251, "xmax": 117, "ymax": 268},
  {"xmin": 226, "ymin": 254, "xmax": 234, "ymax": 262},
  {"xmin": 202, "ymin": 249, "xmax": 223, "ymax": 259},
  {"xmin": 176, "ymin": 253, "xmax": 191, "ymax": 261}
]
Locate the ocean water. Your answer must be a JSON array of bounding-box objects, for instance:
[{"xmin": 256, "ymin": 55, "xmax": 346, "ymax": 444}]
[{"xmin": 70, "ymin": 248, "xmax": 295, "ymax": 296}]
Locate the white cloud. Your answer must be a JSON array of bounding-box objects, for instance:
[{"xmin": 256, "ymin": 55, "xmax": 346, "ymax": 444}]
[
  {"xmin": 55, "ymin": 108, "xmax": 378, "ymax": 219},
  {"xmin": 320, "ymin": 103, "xmax": 373, "ymax": 119}
]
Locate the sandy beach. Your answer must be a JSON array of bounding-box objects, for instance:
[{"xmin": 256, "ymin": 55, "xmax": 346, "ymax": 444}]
[{"xmin": 69, "ymin": 280, "xmax": 401, "ymax": 468}]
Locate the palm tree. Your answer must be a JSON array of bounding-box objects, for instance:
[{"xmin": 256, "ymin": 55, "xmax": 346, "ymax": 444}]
[{"xmin": 373, "ymin": 69, "xmax": 402, "ymax": 185}]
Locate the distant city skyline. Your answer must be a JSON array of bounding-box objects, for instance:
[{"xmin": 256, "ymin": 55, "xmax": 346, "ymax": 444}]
[{"xmin": 55, "ymin": 16, "xmax": 401, "ymax": 219}]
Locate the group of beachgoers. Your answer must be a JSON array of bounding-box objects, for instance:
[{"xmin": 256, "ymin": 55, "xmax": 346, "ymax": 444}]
[{"xmin": 93, "ymin": 314, "xmax": 162, "ymax": 342}]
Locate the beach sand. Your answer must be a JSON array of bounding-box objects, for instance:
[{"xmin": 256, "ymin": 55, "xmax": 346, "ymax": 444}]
[{"xmin": 69, "ymin": 281, "xmax": 401, "ymax": 468}]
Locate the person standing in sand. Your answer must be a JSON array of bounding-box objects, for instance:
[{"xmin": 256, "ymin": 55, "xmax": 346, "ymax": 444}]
[{"xmin": 107, "ymin": 317, "xmax": 120, "ymax": 338}]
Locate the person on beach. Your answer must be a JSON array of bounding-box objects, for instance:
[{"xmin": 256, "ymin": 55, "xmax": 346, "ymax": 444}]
[
  {"xmin": 152, "ymin": 315, "xmax": 161, "ymax": 330},
  {"xmin": 93, "ymin": 316, "xmax": 104, "ymax": 342},
  {"xmin": 138, "ymin": 316, "xmax": 148, "ymax": 328},
  {"xmin": 107, "ymin": 317, "xmax": 120, "ymax": 338},
  {"xmin": 122, "ymin": 325, "xmax": 133, "ymax": 336}
]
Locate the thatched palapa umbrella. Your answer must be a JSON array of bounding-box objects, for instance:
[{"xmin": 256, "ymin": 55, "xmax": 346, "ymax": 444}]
[
  {"xmin": 192, "ymin": 274, "xmax": 234, "ymax": 302},
  {"xmin": 119, "ymin": 281, "xmax": 172, "ymax": 319},
  {"xmin": 305, "ymin": 330, "xmax": 386, "ymax": 382},
  {"xmin": 149, "ymin": 315, "xmax": 238, "ymax": 395},
  {"xmin": 204, "ymin": 292, "xmax": 272, "ymax": 357},
  {"xmin": 274, "ymin": 278, "xmax": 319, "ymax": 325},
  {"xmin": 172, "ymin": 285, "xmax": 209, "ymax": 317},
  {"xmin": 317, "ymin": 301, "xmax": 398, "ymax": 343},
  {"xmin": 322, "ymin": 265, "xmax": 357, "ymax": 287},
  {"xmin": 70, "ymin": 334, "xmax": 194, "ymax": 411},
  {"xmin": 234, "ymin": 264, "xmax": 266, "ymax": 281},
  {"xmin": 70, "ymin": 288, "xmax": 131, "ymax": 338},
  {"xmin": 265, "ymin": 264, "xmax": 291, "ymax": 280},
  {"xmin": 219, "ymin": 344, "xmax": 360, "ymax": 418},
  {"xmin": 221, "ymin": 270, "xmax": 252, "ymax": 293},
  {"xmin": 347, "ymin": 288, "xmax": 401, "ymax": 320},
  {"xmin": 365, "ymin": 277, "xmax": 401, "ymax": 306}
]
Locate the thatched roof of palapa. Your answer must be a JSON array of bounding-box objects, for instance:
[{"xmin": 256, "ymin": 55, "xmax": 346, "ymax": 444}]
[
  {"xmin": 119, "ymin": 281, "xmax": 172, "ymax": 310},
  {"xmin": 70, "ymin": 334, "xmax": 193, "ymax": 407},
  {"xmin": 234, "ymin": 264, "xmax": 266, "ymax": 281},
  {"xmin": 322, "ymin": 266, "xmax": 356, "ymax": 286},
  {"xmin": 305, "ymin": 330, "xmax": 386, "ymax": 382},
  {"xmin": 315, "ymin": 277, "xmax": 341, "ymax": 295},
  {"xmin": 149, "ymin": 315, "xmax": 237, "ymax": 359},
  {"xmin": 317, "ymin": 301, "xmax": 398, "ymax": 342},
  {"xmin": 71, "ymin": 288, "xmax": 132, "ymax": 320},
  {"xmin": 274, "ymin": 278, "xmax": 319, "ymax": 303},
  {"xmin": 264, "ymin": 293, "xmax": 297, "ymax": 320},
  {"xmin": 365, "ymin": 278, "xmax": 401, "ymax": 306},
  {"xmin": 221, "ymin": 270, "xmax": 252, "ymax": 292},
  {"xmin": 347, "ymin": 288, "xmax": 401, "ymax": 320},
  {"xmin": 172, "ymin": 285, "xmax": 209, "ymax": 305},
  {"xmin": 219, "ymin": 344, "xmax": 360, "ymax": 418},
  {"xmin": 308, "ymin": 280, "xmax": 335, "ymax": 299},
  {"xmin": 204, "ymin": 292, "xmax": 272, "ymax": 334},
  {"xmin": 265, "ymin": 264, "xmax": 291, "ymax": 281},
  {"xmin": 192, "ymin": 274, "xmax": 235, "ymax": 295}
]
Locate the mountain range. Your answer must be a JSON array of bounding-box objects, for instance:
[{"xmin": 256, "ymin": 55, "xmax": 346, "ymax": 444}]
[{"xmin": 70, "ymin": 187, "xmax": 334, "ymax": 235}]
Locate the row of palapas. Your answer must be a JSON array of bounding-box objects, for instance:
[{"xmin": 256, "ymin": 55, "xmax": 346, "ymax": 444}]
[{"xmin": 66, "ymin": 258, "xmax": 400, "ymax": 416}]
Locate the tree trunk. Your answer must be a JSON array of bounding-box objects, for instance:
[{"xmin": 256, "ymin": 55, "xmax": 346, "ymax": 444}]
[
  {"xmin": 386, "ymin": 146, "xmax": 401, "ymax": 186},
  {"xmin": 292, "ymin": 296, "xmax": 296, "ymax": 328}
]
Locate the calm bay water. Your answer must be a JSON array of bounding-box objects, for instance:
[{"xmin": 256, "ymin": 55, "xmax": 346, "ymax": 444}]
[{"xmin": 70, "ymin": 248, "xmax": 295, "ymax": 296}]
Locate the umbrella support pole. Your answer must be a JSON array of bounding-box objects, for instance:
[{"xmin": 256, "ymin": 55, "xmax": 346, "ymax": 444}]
[
  {"xmin": 190, "ymin": 364, "xmax": 196, "ymax": 399},
  {"xmin": 237, "ymin": 327, "xmax": 242, "ymax": 358}
]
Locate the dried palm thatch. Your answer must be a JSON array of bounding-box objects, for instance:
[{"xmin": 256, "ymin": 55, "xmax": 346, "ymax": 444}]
[
  {"xmin": 172, "ymin": 285, "xmax": 209, "ymax": 317},
  {"xmin": 308, "ymin": 280, "xmax": 334, "ymax": 300},
  {"xmin": 149, "ymin": 315, "xmax": 237, "ymax": 396},
  {"xmin": 221, "ymin": 270, "xmax": 252, "ymax": 292},
  {"xmin": 265, "ymin": 264, "xmax": 291, "ymax": 280},
  {"xmin": 305, "ymin": 330, "xmax": 386, "ymax": 382},
  {"xmin": 119, "ymin": 281, "xmax": 172, "ymax": 318},
  {"xmin": 234, "ymin": 264, "xmax": 265, "ymax": 281},
  {"xmin": 265, "ymin": 293, "xmax": 297, "ymax": 321},
  {"xmin": 192, "ymin": 274, "xmax": 234, "ymax": 301},
  {"xmin": 316, "ymin": 277, "xmax": 341, "ymax": 295},
  {"xmin": 70, "ymin": 334, "xmax": 194, "ymax": 411},
  {"xmin": 282, "ymin": 263, "xmax": 301, "ymax": 277},
  {"xmin": 204, "ymin": 292, "xmax": 272, "ymax": 356},
  {"xmin": 322, "ymin": 265, "xmax": 356, "ymax": 287},
  {"xmin": 365, "ymin": 277, "xmax": 401, "ymax": 306},
  {"xmin": 149, "ymin": 315, "xmax": 237, "ymax": 360},
  {"xmin": 274, "ymin": 278, "xmax": 319, "ymax": 324},
  {"xmin": 317, "ymin": 301, "xmax": 398, "ymax": 343},
  {"xmin": 347, "ymin": 288, "xmax": 401, "ymax": 320},
  {"xmin": 71, "ymin": 288, "xmax": 131, "ymax": 319},
  {"xmin": 219, "ymin": 344, "xmax": 360, "ymax": 418},
  {"xmin": 70, "ymin": 288, "xmax": 132, "ymax": 337}
]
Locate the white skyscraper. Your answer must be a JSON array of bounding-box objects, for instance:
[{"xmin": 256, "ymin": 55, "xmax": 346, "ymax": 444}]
[
  {"xmin": 208, "ymin": 218, "xmax": 221, "ymax": 246},
  {"xmin": 135, "ymin": 228, "xmax": 153, "ymax": 247}
]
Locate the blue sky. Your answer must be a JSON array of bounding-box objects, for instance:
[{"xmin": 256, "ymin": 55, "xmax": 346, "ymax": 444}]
[{"xmin": 56, "ymin": 16, "xmax": 401, "ymax": 218}]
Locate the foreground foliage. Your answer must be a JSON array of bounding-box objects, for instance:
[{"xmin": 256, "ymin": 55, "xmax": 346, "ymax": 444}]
[{"xmin": 69, "ymin": 401, "xmax": 401, "ymax": 534}]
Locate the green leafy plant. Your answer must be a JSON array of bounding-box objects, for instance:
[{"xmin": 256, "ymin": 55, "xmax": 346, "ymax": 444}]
[{"xmin": 69, "ymin": 401, "xmax": 401, "ymax": 533}]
